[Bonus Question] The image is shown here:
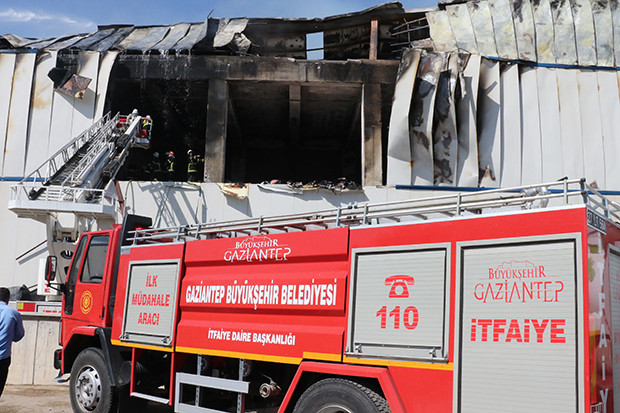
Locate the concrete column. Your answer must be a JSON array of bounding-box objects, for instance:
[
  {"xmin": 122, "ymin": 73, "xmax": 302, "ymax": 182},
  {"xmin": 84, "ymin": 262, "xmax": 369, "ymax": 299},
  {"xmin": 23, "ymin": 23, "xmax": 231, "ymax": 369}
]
[
  {"xmin": 204, "ymin": 79, "xmax": 228, "ymax": 183},
  {"xmin": 362, "ymin": 83, "xmax": 382, "ymax": 185}
]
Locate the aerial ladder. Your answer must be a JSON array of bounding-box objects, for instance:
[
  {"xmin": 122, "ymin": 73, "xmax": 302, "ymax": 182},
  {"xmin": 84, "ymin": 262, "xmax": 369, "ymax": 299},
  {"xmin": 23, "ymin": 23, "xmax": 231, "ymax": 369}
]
[{"xmin": 8, "ymin": 109, "xmax": 151, "ymax": 276}]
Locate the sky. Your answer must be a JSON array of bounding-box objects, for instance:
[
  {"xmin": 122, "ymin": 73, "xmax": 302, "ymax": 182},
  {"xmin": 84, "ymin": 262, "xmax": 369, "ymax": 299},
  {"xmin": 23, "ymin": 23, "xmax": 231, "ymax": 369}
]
[{"xmin": 1, "ymin": 0, "xmax": 437, "ymax": 39}]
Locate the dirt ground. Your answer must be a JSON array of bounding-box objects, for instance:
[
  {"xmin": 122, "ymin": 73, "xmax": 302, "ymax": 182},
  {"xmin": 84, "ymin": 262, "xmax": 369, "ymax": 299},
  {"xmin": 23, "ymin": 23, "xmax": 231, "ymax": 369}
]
[
  {"xmin": 0, "ymin": 385, "xmax": 72, "ymax": 412},
  {"xmin": 0, "ymin": 385, "xmax": 174, "ymax": 412}
]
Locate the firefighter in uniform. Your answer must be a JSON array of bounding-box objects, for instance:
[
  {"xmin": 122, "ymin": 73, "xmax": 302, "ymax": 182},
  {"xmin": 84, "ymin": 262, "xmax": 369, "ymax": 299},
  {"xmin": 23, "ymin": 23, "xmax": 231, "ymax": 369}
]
[
  {"xmin": 165, "ymin": 151, "xmax": 175, "ymax": 181},
  {"xmin": 187, "ymin": 149, "xmax": 202, "ymax": 182},
  {"xmin": 147, "ymin": 152, "xmax": 162, "ymax": 181}
]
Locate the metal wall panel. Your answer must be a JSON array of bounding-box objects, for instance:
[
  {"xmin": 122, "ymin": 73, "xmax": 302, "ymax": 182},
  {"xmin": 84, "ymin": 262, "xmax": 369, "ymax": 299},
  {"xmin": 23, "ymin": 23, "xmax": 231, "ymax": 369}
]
[
  {"xmin": 350, "ymin": 247, "xmax": 448, "ymax": 360},
  {"xmin": 70, "ymin": 51, "xmax": 99, "ymax": 138},
  {"xmin": 152, "ymin": 23, "xmax": 191, "ymax": 51},
  {"xmin": 591, "ymin": 0, "xmax": 614, "ymax": 67},
  {"xmin": 550, "ymin": 0, "xmax": 578, "ymax": 65},
  {"xmin": 499, "ymin": 63, "xmax": 522, "ymax": 187},
  {"xmin": 94, "ymin": 51, "xmax": 118, "ymax": 120},
  {"xmin": 126, "ymin": 27, "xmax": 170, "ymax": 51},
  {"xmin": 447, "ymin": 4, "xmax": 479, "ymax": 53},
  {"xmin": 433, "ymin": 53, "xmax": 459, "ymax": 186},
  {"xmin": 459, "ymin": 241, "xmax": 577, "ymax": 412},
  {"xmin": 427, "ymin": 11, "xmax": 458, "ymax": 52},
  {"xmin": 4, "ymin": 53, "xmax": 36, "ymax": 177},
  {"xmin": 510, "ymin": 0, "xmax": 537, "ymax": 61},
  {"xmin": 578, "ymin": 70, "xmax": 606, "ymax": 187},
  {"xmin": 536, "ymin": 67, "xmax": 564, "ymax": 182},
  {"xmin": 556, "ymin": 70, "xmax": 585, "ymax": 180},
  {"xmin": 25, "ymin": 51, "xmax": 57, "ymax": 174},
  {"xmin": 531, "ymin": 0, "xmax": 556, "ymax": 62},
  {"xmin": 47, "ymin": 88, "xmax": 76, "ymax": 159},
  {"xmin": 410, "ymin": 53, "xmax": 443, "ymax": 185},
  {"xmin": 571, "ymin": 0, "xmax": 597, "ymax": 66},
  {"xmin": 519, "ymin": 66, "xmax": 542, "ymax": 184},
  {"xmin": 612, "ymin": 1, "xmax": 620, "ymax": 65},
  {"xmin": 0, "ymin": 53, "xmax": 16, "ymax": 176},
  {"xmin": 456, "ymin": 55, "xmax": 480, "ymax": 186},
  {"xmin": 468, "ymin": 1, "xmax": 498, "ymax": 57},
  {"xmin": 597, "ymin": 71, "xmax": 620, "ymax": 183},
  {"xmin": 488, "ymin": 0, "xmax": 519, "ymax": 59},
  {"xmin": 387, "ymin": 48, "xmax": 420, "ymax": 185},
  {"xmin": 477, "ymin": 59, "xmax": 501, "ymax": 187}
]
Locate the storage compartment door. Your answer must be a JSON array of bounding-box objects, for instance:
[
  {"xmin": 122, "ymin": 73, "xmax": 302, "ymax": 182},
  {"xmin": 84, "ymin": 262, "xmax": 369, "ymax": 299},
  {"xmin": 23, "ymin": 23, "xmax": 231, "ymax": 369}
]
[{"xmin": 459, "ymin": 240, "xmax": 578, "ymax": 413}]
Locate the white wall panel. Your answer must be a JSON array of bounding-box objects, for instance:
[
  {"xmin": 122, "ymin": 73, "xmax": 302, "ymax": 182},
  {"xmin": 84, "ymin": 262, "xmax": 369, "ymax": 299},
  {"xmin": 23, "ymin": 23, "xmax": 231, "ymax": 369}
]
[
  {"xmin": 25, "ymin": 51, "xmax": 57, "ymax": 174},
  {"xmin": 578, "ymin": 70, "xmax": 606, "ymax": 188},
  {"xmin": 0, "ymin": 53, "xmax": 16, "ymax": 176},
  {"xmin": 71, "ymin": 51, "xmax": 100, "ymax": 137},
  {"xmin": 531, "ymin": 0, "xmax": 556, "ymax": 62},
  {"xmin": 591, "ymin": 0, "xmax": 614, "ymax": 67},
  {"xmin": 571, "ymin": 0, "xmax": 597, "ymax": 66},
  {"xmin": 410, "ymin": 53, "xmax": 443, "ymax": 185},
  {"xmin": 536, "ymin": 68, "xmax": 564, "ymax": 182},
  {"xmin": 488, "ymin": 0, "xmax": 519, "ymax": 59},
  {"xmin": 433, "ymin": 53, "xmax": 459, "ymax": 185},
  {"xmin": 47, "ymin": 89, "xmax": 75, "ymax": 160},
  {"xmin": 4, "ymin": 52, "xmax": 36, "ymax": 177},
  {"xmin": 427, "ymin": 11, "xmax": 458, "ymax": 52},
  {"xmin": 550, "ymin": 0, "xmax": 577, "ymax": 65},
  {"xmin": 468, "ymin": 1, "xmax": 498, "ymax": 57},
  {"xmin": 499, "ymin": 64, "xmax": 521, "ymax": 187},
  {"xmin": 477, "ymin": 59, "xmax": 501, "ymax": 187},
  {"xmin": 597, "ymin": 71, "xmax": 620, "ymax": 189},
  {"xmin": 612, "ymin": 0, "xmax": 620, "ymax": 65},
  {"xmin": 94, "ymin": 51, "xmax": 118, "ymax": 120},
  {"xmin": 387, "ymin": 49, "xmax": 420, "ymax": 185},
  {"xmin": 519, "ymin": 67, "xmax": 542, "ymax": 184},
  {"xmin": 510, "ymin": 0, "xmax": 537, "ymax": 61},
  {"xmin": 556, "ymin": 70, "xmax": 585, "ymax": 181},
  {"xmin": 447, "ymin": 4, "xmax": 479, "ymax": 53},
  {"xmin": 456, "ymin": 55, "xmax": 481, "ymax": 186}
]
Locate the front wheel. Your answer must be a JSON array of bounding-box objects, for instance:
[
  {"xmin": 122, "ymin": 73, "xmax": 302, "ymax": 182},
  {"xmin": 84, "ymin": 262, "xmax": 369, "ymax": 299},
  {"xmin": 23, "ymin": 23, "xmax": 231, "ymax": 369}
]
[
  {"xmin": 70, "ymin": 347, "xmax": 115, "ymax": 413},
  {"xmin": 293, "ymin": 378, "xmax": 391, "ymax": 413}
]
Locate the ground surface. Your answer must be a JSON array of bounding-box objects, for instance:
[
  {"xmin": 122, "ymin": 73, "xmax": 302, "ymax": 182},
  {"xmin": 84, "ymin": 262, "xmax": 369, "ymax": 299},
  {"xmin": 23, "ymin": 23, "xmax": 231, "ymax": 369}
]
[{"xmin": 0, "ymin": 385, "xmax": 174, "ymax": 412}]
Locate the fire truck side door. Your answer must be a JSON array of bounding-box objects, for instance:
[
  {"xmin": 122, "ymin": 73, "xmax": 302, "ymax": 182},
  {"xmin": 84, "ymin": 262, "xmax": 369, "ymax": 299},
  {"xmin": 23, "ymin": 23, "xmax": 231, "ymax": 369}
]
[{"xmin": 64, "ymin": 233, "xmax": 111, "ymax": 325}]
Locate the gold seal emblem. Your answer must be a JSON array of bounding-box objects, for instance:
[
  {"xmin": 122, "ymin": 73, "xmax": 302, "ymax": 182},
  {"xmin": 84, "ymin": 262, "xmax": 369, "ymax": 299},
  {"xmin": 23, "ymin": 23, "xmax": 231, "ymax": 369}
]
[{"xmin": 80, "ymin": 291, "xmax": 93, "ymax": 315}]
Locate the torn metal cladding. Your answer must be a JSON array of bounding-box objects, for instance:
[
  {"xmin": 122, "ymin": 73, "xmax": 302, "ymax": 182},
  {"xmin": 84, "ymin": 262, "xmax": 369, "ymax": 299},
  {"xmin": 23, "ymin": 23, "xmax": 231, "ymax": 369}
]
[
  {"xmin": 426, "ymin": 0, "xmax": 620, "ymax": 67},
  {"xmin": 432, "ymin": 53, "xmax": 458, "ymax": 185},
  {"xmin": 55, "ymin": 74, "xmax": 92, "ymax": 99},
  {"xmin": 410, "ymin": 52, "xmax": 444, "ymax": 185}
]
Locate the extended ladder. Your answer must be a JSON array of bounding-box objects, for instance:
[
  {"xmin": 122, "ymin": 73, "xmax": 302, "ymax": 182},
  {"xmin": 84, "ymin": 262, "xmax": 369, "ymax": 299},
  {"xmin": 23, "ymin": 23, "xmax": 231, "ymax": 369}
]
[
  {"xmin": 129, "ymin": 178, "xmax": 620, "ymax": 244},
  {"xmin": 8, "ymin": 110, "xmax": 150, "ymax": 221}
]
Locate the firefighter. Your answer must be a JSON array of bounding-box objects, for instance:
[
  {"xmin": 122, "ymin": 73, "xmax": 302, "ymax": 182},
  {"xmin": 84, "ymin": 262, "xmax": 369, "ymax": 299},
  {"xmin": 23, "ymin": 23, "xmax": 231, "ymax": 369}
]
[
  {"xmin": 165, "ymin": 151, "xmax": 175, "ymax": 181},
  {"xmin": 187, "ymin": 149, "xmax": 202, "ymax": 182},
  {"xmin": 148, "ymin": 151, "xmax": 162, "ymax": 181},
  {"xmin": 139, "ymin": 115, "xmax": 152, "ymax": 141}
]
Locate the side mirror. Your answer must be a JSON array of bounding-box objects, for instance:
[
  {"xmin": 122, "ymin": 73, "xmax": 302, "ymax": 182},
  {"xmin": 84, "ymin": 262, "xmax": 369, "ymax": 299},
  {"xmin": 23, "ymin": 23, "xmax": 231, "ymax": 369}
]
[{"xmin": 45, "ymin": 256, "xmax": 57, "ymax": 284}]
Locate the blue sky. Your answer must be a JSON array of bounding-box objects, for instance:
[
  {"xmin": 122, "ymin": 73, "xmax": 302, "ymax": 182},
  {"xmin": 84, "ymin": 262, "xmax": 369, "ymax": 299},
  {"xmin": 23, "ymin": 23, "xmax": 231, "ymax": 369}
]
[{"xmin": 1, "ymin": 0, "xmax": 437, "ymax": 39}]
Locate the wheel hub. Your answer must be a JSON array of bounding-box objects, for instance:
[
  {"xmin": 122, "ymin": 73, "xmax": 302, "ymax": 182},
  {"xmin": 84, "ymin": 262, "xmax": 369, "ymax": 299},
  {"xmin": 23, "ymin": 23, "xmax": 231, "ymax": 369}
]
[{"xmin": 75, "ymin": 365, "xmax": 102, "ymax": 410}]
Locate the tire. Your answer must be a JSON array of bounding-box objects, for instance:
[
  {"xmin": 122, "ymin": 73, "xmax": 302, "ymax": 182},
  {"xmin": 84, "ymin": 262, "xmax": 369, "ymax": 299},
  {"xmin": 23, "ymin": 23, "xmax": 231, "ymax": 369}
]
[
  {"xmin": 293, "ymin": 378, "xmax": 391, "ymax": 413},
  {"xmin": 70, "ymin": 348, "xmax": 115, "ymax": 413}
]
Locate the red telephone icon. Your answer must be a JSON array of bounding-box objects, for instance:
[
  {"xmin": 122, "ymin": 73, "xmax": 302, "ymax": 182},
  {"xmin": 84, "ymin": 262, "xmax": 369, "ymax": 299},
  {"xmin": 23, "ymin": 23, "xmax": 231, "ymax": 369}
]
[{"xmin": 385, "ymin": 275, "xmax": 415, "ymax": 298}]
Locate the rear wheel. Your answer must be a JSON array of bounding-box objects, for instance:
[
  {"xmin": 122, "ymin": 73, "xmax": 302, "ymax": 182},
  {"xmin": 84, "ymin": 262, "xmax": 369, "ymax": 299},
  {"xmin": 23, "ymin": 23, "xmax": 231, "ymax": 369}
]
[
  {"xmin": 70, "ymin": 347, "xmax": 115, "ymax": 413},
  {"xmin": 293, "ymin": 378, "xmax": 390, "ymax": 413}
]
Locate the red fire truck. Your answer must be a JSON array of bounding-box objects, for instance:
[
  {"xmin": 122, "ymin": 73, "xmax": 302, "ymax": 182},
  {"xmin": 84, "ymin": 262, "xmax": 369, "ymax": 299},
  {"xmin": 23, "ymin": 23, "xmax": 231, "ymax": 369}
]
[{"xmin": 47, "ymin": 178, "xmax": 619, "ymax": 413}]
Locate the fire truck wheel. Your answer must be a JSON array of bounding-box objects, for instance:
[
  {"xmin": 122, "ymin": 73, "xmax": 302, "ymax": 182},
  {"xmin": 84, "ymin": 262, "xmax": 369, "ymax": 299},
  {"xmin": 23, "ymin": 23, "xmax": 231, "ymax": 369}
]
[
  {"xmin": 293, "ymin": 378, "xmax": 390, "ymax": 413},
  {"xmin": 70, "ymin": 347, "xmax": 115, "ymax": 413}
]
